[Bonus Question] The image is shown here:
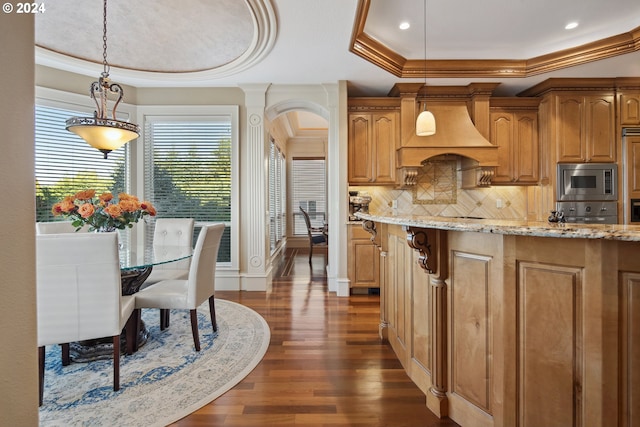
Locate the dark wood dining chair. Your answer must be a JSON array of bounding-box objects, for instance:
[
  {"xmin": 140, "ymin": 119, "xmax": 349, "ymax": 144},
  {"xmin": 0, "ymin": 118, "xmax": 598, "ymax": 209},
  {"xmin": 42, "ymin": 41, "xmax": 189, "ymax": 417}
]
[{"xmin": 299, "ymin": 206, "xmax": 328, "ymax": 264}]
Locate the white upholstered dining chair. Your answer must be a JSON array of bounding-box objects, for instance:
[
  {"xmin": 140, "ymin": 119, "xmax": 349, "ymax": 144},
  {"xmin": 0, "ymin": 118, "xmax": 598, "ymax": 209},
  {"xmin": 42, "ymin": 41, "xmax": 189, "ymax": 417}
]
[
  {"xmin": 36, "ymin": 220, "xmax": 87, "ymax": 234},
  {"xmin": 36, "ymin": 232, "xmax": 137, "ymax": 406},
  {"xmin": 134, "ymin": 223, "xmax": 225, "ymax": 351},
  {"xmin": 144, "ymin": 218, "xmax": 195, "ymax": 285}
]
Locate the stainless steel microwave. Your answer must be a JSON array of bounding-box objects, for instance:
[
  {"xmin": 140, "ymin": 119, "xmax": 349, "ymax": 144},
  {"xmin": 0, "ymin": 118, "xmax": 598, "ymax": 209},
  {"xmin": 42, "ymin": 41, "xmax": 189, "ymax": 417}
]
[{"xmin": 556, "ymin": 163, "xmax": 617, "ymax": 201}]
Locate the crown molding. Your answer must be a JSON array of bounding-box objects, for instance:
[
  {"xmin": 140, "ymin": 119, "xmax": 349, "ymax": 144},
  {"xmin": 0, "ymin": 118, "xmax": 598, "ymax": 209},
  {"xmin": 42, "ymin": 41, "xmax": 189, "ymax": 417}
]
[{"xmin": 350, "ymin": 0, "xmax": 640, "ymax": 79}]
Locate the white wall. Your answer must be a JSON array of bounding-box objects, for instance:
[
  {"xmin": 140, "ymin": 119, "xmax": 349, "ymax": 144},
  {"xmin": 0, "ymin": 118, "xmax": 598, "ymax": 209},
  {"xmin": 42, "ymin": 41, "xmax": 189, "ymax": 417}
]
[{"xmin": 0, "ymin": 13, "xmax": 39, "ymax": 425}]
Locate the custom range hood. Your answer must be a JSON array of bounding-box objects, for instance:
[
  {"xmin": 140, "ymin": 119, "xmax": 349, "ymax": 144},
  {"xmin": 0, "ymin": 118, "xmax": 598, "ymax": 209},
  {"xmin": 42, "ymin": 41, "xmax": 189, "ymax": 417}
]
[{"xmin": 392, "ymin": 83, "xmax": 499, "ymax": 188}]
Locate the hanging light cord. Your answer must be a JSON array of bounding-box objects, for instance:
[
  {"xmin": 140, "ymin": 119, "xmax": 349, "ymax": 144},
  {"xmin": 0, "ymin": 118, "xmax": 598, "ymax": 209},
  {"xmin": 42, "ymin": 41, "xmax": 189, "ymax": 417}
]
[{"xmin": 422, "ymin": 0, "xmax": 427, "ymax": 109}]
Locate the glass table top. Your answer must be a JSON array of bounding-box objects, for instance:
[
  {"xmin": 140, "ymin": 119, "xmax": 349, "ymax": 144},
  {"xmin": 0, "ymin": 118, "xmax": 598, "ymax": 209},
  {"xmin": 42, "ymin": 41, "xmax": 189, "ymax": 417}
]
[{"xmin": 120, "ymin": 245, "xmax": 193, "ymax": 271}]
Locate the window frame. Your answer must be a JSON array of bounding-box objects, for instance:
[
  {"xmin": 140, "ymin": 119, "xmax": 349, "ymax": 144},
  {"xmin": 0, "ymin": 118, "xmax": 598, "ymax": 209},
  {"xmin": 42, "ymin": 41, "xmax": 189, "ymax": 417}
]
[
  {"xmin": 35, "ymin": 87, "xmax": 136, "ymax": 246},
  {"xmin": 136, "ymin": 105, "xmax": 240, "ymax": 271},
  {"xmin": 290, "ymin": 156, "xmax": 327, "ymax": 236}
]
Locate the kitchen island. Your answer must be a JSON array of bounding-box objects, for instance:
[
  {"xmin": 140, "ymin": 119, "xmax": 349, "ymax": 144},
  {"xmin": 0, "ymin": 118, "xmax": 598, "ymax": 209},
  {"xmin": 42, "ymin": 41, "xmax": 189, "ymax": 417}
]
[{"xmin": 356, "ymin": 212, "xmax": 640, "ymax": 427}]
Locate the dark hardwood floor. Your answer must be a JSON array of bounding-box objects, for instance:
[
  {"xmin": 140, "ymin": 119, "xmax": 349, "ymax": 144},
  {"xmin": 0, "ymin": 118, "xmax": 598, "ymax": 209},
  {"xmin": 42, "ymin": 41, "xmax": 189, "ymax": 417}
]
[{"xmin": 172, "ymin": 248, "xmax": 460, "ymax": 426}]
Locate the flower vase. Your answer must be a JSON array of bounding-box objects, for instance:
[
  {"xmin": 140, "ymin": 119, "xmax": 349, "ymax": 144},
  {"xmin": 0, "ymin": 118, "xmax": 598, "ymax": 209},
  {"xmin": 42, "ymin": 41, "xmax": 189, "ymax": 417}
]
[{"xmin": 95, "ymin": 226, "xmax": 122, "ymax": 249}]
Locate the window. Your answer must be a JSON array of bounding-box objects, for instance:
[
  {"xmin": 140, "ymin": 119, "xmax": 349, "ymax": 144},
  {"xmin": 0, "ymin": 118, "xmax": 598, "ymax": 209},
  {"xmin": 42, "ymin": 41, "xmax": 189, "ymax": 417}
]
[
  {"xmin": 291, "ymin": 157, "xmax": 326, "ymax": 235},
  {"xmin": 269, "ymin": 140, "xmax": 286, "ymax": 253},
  {"xmin": 35, "ymin": 104, "xmax": 129, "ymax": 222},
  {"xmin": 143, "ymin": 110, "xmax": 237, "ymax": 267}
]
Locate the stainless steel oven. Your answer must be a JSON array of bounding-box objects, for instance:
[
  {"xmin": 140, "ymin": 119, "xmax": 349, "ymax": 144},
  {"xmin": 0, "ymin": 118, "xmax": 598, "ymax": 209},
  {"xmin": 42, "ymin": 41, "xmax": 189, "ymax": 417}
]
[
  {"xmin": 556, "ymin": 201, "xmax": 618, "ymax": 224},
  {"xmin": 556, "ymin": 163, "xmax": 618, "ymax": 224},
  {"xmin": 557, "ymin": 163, "xmax": 617, "ymax": 201}
]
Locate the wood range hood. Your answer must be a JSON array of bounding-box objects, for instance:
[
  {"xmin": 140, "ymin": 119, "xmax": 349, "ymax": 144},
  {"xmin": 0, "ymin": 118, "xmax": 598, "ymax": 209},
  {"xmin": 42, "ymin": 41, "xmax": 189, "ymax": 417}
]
[{"xmin": 391, "ymin": 83, "xmax": 499, "ymax": 188}]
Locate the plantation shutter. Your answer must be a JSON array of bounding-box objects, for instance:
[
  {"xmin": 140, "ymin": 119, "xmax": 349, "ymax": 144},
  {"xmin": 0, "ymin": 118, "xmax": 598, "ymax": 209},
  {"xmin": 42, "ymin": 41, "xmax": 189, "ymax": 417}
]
[
  {"xmin": 143, "ymin": 116, "xmax": 232, "ymax": 263},
  {"xmin": 291, "ymin": 157, "xmax": 326, "ymax": 235}
]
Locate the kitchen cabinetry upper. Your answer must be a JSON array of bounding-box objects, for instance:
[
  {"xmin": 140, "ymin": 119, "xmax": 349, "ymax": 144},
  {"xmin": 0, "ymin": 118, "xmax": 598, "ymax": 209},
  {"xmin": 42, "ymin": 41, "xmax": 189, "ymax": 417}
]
[
  {"xmin": 555, "ymin": 94, "xmax": 616, "ymax": 163},
  {"xmin": 348, "ymin": 98, "xmax": 400, "ymax": 185},
  {"xmin": 489, "ymin": 99, "xmax": 540, "ymax": 184},
  {"xmin": 619, "ymin": 91, "xmax": 640, "ymax": 125}
]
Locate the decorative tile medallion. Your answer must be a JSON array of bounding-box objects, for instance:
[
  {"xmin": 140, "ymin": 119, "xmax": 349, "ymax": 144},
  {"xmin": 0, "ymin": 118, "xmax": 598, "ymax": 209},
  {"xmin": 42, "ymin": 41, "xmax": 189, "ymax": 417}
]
[{"xmin": 412, "ymin": 160, "xmax": 457, "ymax": 205}]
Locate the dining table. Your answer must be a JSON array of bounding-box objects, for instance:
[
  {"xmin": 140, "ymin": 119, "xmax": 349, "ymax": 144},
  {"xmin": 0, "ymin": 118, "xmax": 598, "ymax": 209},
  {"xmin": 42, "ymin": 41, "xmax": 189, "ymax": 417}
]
[{"xmin": 119, "ymin": 245, "xmax": 193, "ymax": 295}]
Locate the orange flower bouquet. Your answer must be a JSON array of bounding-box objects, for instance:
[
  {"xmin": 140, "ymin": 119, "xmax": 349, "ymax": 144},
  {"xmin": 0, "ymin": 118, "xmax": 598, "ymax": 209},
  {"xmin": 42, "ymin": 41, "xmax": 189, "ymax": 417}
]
[{"xmin": 52, "ymin": 189, "xmax": 156, "ymax": 232}]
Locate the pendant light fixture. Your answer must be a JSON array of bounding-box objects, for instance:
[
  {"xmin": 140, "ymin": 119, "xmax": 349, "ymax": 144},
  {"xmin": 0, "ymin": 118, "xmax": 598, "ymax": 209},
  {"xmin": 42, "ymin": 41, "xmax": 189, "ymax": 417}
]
[
  {"xmin": 416, "ymin": 0, "xmax": 436, "ymax": 136},
  {"xmin": 66, "ymin": 0, "xmax": 140, "ymax": 159}
]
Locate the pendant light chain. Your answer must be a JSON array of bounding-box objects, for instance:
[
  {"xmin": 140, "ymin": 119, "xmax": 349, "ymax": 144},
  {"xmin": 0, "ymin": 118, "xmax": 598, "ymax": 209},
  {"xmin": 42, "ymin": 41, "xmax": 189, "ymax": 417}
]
[{"xmin": 101, "ymin": 0, "xmax": 110, "ymax": 78}]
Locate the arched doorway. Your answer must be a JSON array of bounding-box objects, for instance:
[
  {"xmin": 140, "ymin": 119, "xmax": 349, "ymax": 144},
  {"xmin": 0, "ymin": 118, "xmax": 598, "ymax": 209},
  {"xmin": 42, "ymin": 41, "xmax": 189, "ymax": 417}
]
[{"xmin": 266, "ymin": 105, "xmax": 329, "ymax": 267}]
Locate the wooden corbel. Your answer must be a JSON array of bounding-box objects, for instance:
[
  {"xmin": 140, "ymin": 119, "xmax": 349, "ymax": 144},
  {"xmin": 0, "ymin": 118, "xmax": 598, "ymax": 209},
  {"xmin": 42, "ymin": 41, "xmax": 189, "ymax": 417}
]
[{"xmin": 404, "ymin": 226, "xmax": 437, "ymax": 274}]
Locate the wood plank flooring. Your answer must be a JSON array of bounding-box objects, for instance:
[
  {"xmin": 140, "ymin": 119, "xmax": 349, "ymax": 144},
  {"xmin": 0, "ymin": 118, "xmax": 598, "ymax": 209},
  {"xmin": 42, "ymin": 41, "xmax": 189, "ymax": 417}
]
[{"xmin": 172, "ymin": 249, "xmax": 460, "ymax": 427}]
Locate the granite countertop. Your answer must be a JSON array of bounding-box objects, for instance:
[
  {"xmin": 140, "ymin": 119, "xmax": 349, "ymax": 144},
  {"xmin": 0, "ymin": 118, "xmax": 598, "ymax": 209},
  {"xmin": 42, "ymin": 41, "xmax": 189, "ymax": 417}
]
[{"xmin": 355, "ymin": 211, "xmax": 640, "ymax": 242}]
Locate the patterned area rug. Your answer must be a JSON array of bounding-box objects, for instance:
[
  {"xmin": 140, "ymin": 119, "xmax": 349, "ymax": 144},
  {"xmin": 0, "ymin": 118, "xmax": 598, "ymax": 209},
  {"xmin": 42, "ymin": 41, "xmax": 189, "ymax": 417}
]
[{"xmin": 39, "ymin": 299, "xmax": 270, "ymax": 426}]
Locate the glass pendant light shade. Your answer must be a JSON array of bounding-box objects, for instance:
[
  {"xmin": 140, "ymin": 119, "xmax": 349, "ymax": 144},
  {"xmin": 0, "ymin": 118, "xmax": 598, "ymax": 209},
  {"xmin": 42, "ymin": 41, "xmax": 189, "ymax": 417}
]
[
  {"xmin": 66, "ymin": 116, "xmax": 139, "ymax": 158},
  {"xmin": 416, "ymin": 107, "xmax": 436, "ymax": 136}
]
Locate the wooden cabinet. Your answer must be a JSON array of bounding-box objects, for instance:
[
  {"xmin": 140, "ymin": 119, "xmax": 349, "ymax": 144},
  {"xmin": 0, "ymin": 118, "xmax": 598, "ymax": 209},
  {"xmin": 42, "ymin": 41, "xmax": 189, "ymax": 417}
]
[
  {"xmin": 625, "ymin": 134, "xmax": 640, "ymax": 223},
  {"xmin": 555, "ymin": 94, "xmax": 615, "ymax": 163},
  {"xmin": 490, "ymin": 109, "xmax": 539, "ymax": 184},
  {"xmin": 348, "ymin": 111, "xmax": 398, "ymax": 185},
  {"xmin": 347, "ymin": 224, "xmax": 379, "ymax": 290},
  {"xmin": 619, "ymin": 91, "xmax": 640, "ymax": 125},
  {"xmin": 348, "ymin": 98, "xmax": 400, "ymax": 185},
  {"xmin": 378, "ymin": 223, "xmax": 640, "ymax": 427}
]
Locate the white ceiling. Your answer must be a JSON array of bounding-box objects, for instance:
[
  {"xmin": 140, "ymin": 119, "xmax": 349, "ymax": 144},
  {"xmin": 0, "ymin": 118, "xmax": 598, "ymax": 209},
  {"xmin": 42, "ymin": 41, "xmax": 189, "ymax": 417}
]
[{"xmin": 35, "ymin": 0, "xmax": 640, "ymax": 99}]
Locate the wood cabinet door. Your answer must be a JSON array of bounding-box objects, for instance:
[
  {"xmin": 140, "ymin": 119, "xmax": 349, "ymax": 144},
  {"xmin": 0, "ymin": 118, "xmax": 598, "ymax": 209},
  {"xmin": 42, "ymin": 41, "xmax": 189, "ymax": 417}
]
[
  {"xmin": 585, "ymin": 95, "xmax": 615, "ymax": 162},
  {"xmin": 372, "ymin": 112, "xmax": 397, "ymax": 184},
  {"xmin": 556, "ymin": 96, "xmax": 585, "ymax": 162},
  {"xmin": 490, "ymin": 110, "xmax": 538, "ymax": 184},
  {"xmin": 348, "ymin": 114, "xmax": 373, "ymax": 183},
  {"xmin": 626, "ymin": 136, "xmax": 640, "ymax": 222},
  {"xmin": 514, "ymin": 112, "xmax": 539, "ymax": 183},
  {"xmin": 353, "ymin": 240, "xmax": 379, "ymax": 287},
  {"xmin": 490, "ymin": 112, "xmax": 516, "ymax": 183},
  {"xmin": 620, "ymin": 92, "xmax": 640, "ymax": 125},
  {"xmin": 348, "ymin": 225, "xmax": 380, "ymax": 289}
]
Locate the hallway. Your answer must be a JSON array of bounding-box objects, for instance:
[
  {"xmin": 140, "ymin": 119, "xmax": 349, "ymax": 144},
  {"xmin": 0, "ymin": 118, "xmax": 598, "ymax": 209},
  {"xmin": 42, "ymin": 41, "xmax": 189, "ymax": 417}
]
[{"xmin": 173, "ymin": 249, "xmax": 459, "ymax": 426}]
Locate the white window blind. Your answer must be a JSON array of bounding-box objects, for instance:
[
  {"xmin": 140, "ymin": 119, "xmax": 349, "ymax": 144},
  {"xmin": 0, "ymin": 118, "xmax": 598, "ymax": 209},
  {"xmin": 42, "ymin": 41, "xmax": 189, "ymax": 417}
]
[
  {"xmin": 269, "ymin": 140, "xmax": 286, "ymax": 253},
  {"xmin": 35, "ymin": 104, "xmax": 129, "ymax": 222},
  {"xmin": 143, "ymin": 116, "xmax": 232, "ymax": 264},
  {"xmin": 291, "ymin": 157, "xmax": 326, "ymax": 235}
]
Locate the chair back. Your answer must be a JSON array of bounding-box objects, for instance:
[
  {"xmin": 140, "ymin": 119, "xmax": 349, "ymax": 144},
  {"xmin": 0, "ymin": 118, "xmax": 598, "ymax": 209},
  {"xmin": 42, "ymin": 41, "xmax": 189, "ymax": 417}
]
[
  {"xmin": 36, "ymin": 232, "xmax": 123, "ymax": 346},
  {"xmin": 36, "ymin": 221, "xmax": 87, "ymax": 234},
  {"xmin": 300, "ymin": 207, "xmax": 313, "ymax": 238},
  {"xmin": 186, "ymin": 223, "xmax": 225, "ymax": 307},
  {"xmin": 152, "ymin": 218, "xmax": 195, "ymax": 270}
]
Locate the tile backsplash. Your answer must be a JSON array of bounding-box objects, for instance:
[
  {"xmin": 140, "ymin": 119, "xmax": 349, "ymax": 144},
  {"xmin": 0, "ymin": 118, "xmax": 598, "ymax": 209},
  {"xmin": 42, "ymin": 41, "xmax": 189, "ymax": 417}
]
[{"xmin": 351, "ymin": 160, "xmax": 528, "ymax": 220}]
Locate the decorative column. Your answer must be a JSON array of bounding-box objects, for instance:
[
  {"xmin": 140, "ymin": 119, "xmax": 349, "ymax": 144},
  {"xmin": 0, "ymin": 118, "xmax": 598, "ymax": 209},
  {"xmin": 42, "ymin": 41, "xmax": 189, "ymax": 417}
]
[
  {"xmin": 362, "ymin": 220, "xmax": 388, "ymax": 339},
  {"xmin": 405, "ymin": 226, "xmax": 449, "ymax": 417},
  {"xmin": 240, "ymin": 84, "xmax": 271, "ymax": 291}
]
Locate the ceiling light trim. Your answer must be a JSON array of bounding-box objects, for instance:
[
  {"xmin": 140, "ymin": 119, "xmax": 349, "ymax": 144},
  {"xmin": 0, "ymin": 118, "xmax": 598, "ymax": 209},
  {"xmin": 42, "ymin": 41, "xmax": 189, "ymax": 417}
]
[
  {"xmin": 35, "ymin": 0, "xmax": 278, "ymax": 86},
  {"xmin": 350, "ymin": 0, "xmax": 640, "ymax": 79}
]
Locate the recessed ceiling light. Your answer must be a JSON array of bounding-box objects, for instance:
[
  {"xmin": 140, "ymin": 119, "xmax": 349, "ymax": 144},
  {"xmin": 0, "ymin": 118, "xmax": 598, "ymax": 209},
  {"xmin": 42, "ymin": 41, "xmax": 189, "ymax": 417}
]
[
  {"xmin": 565, "ymin": 22, "xmax": 579, "ymax": 30},
  {"xmin": 399, "ymin": 21, "xmax": 410, "ymax": 30}
]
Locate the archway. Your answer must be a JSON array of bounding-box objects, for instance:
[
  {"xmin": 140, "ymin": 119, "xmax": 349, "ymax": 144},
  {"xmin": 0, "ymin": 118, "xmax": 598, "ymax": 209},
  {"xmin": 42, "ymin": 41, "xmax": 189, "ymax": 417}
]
[{"xmin": 266, "ymin": 102, "xmax": 330, "ymax": 271}]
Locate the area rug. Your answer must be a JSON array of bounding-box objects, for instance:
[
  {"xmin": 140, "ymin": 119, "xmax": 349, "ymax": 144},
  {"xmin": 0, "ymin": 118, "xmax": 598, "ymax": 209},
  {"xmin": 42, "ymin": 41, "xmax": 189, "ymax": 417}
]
[{"xmin": 39, "ymin": 299, "xmax": 270, "ymax": 427}]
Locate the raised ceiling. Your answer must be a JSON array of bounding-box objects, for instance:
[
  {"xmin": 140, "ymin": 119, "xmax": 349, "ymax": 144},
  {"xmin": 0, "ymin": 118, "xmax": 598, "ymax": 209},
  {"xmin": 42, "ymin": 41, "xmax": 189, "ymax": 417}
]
[{"xmin": 35, "ymin": 0, "xmax": 640, "ymax": 97}]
